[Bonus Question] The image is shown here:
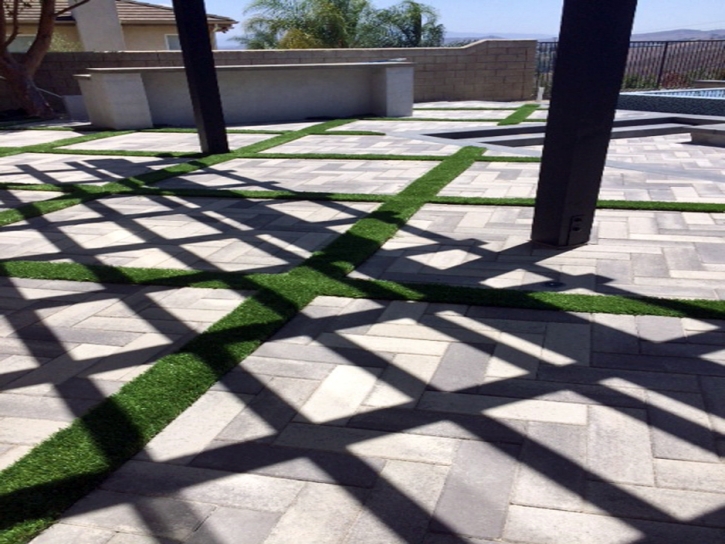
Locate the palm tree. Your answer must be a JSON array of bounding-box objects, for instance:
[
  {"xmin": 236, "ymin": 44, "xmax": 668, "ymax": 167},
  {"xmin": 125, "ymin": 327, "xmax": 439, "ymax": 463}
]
[
  {"xmin": 237, "ymin": 0, "xmax": 376, "ymax": 49},
  {"xmin": 366, "ymin": 0, "xmax": 444, "ymax": 48},
  {"xmin": 236, "ymin": 0, "xmax": 444, "ymax": 49}
]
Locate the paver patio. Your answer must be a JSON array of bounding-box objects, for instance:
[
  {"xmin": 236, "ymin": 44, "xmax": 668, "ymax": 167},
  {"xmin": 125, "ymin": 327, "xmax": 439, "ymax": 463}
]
[
  {"xmin": 0, "ymin": 102, "xmax": 723, "ymax": 544},
  {"xmin": 0, "ymin": 153, "xmax": 184, "ymax": 185}
]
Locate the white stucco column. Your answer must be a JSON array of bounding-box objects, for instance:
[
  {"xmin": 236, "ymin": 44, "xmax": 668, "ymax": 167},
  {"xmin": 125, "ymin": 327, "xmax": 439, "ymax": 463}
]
[{"xmin": 70, "ymin": 0, "xmax": 126, "ymax": 51}]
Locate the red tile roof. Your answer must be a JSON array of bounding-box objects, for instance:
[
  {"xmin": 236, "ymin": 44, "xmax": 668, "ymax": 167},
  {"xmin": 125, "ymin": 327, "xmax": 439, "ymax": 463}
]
[{"xmin": 16, "ymin": 0, "xmax": 236, "ymax": 29}]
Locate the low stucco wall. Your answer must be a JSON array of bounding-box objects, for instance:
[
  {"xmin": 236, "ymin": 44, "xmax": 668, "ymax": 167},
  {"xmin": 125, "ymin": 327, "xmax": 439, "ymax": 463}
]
[{"xmin": 20, "ymin": 40, "xmax": 536, "ymax": 109}]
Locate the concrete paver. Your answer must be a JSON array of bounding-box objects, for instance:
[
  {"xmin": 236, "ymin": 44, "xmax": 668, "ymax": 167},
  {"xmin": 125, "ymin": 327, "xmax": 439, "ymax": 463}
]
[
  {"xmin": 32, "ymin": 298, "xmax": 725, "ymax": 543},
  {"xmin": 261, "ymin": 135, "xmax": 463, "ymax": 156},
  {"xmin": 157, "ymin": 158, "xmax": 437, "ymax": 194},
  {"xmin": 440, "ymin": 161, "xmax": 725, "ymax": 202},
  {"xmin": 0, "ymin": 153, "xmax": 183, "ymax": 185},
  {"xmin": 61, "ymin": 133, "xmax": 277, "ymax": 153},
  {"xmin": 0, "ymin": 129, "xmax": 91, "ymax": 147},
  {"xmin": 350, "ymin": 204, "xmax": 725, "ymax": 299},
  {"xmin": 3, "ymin": 104, "xmax": 723, "ymax": 544},
  {"xmin": 0, "ymin": 195, "xmax": 377, "ymax": 272}
]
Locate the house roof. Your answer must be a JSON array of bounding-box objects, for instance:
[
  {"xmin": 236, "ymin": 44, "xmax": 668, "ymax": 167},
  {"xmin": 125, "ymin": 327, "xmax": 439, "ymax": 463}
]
[{"xmin": 16, "ymin": 0, "xmax": 237, "ymax": 29}]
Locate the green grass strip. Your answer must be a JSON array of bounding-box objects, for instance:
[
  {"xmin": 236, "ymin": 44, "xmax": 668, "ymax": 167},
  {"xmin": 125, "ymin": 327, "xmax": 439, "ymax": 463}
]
[
  {"xmin": 430, "ymin": 196, "xmax": 536, "ymax": 206},
  {"xmin": 431, "ymin": 196, "xmax": 725, "ymax": 214},
  {"xmin": 597, "ymin": 200, "xmax": 725, "ymax": 213},
  {"xmin": 475, "ymin": 155, "xmax": 541, "ymax": 163},
  {"xmin": 0, "ymin": 183, "xmax": 81, "ymax": 193},
  {"xmin": 315, "ymin": 278, "xmax": 725, "ymax": 320},
  {"xmin": 498, "ymin": 104, "xmax": 540, "ymax": 125},
  {"xmin": 0, "ymin": 260, "xmax": 261, "ymax": 290},
  {"xmin": 131, "ymin": 186, "xmax": 391, "ymax": 203}
]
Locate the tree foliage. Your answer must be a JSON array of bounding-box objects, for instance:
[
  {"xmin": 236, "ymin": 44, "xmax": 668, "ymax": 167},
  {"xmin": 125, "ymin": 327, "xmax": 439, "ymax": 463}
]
[
  {"xmin": 237, "ymin": 0, "xmax": 444, "ymax": 49},
  {"xmin": 1, "ymin": 0, "xmax": 92, "ymax": 118}
]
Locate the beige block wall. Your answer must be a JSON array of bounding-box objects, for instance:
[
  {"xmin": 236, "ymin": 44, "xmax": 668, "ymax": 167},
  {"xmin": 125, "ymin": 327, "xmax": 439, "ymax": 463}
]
[{"xmin": 6, "ymin": 40, "xmax": 536, "ymax": 111}]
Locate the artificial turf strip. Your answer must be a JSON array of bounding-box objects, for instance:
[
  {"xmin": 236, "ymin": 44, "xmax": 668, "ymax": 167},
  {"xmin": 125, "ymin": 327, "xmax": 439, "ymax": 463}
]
[
  {"xmin": 475, "ymin": 155, "xmax": 541, "ymax": 163},
  {"xmin": 316, "ymin": 278, "xmax": 725, "ymax": 320},
  {"xmin": 498, "ymin": 104, "xmax": 540, "ymax": 125},
  {"xmin": 431, "ymin": 196, "xmax": 725, "ymax": 214},
  {"xmin": 132, "ymin": 186, "xmax": 391, "ymax": 203},
  {"xmin": 0, "ymin": 260, "xmax": 262, "ymax": 290},
  {"xmin": 0, "ymin": 183, "xmax": 81, "ymax": 193}
]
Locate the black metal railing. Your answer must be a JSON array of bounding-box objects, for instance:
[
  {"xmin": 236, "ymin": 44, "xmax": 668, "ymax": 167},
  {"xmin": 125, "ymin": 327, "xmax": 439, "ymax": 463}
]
[{"xmin": 535, "ymin": 40, "xmax": 725, "ymax": 98}]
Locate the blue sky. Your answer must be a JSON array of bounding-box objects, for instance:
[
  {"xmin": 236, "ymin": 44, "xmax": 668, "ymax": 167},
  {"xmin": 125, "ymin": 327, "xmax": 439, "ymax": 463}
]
[{"xmin": 199, "ymin": 0, "xmax": 725, "ymax": 44}]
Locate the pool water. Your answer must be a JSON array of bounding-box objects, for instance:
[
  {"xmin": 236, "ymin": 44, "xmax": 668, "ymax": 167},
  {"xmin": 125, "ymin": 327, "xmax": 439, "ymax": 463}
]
[{"xmin": 618, "ymin": 87, "xmax": 725, "ymax": 115}]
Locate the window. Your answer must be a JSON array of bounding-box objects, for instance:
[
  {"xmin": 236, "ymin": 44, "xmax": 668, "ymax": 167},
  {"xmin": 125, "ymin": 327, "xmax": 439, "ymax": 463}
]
[
  {"xmin": 8, "ymin": 35, "xmax": 35, "ymax": 53},
  {"xmin": 165, "ymin": 34, "xmax": 181, "ymax": 50}
]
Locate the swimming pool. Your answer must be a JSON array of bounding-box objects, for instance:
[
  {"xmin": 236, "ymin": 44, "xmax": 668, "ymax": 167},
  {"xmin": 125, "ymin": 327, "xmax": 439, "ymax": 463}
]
[{"xmin": 618, "ymin": 87, "xmax": 725, "ymax": 116}]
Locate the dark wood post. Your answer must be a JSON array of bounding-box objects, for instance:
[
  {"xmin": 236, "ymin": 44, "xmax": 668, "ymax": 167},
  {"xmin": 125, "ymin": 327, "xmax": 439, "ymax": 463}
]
[
  {"xmin": 171, "ymin": 0, "xmax": 229, "ymax": 154},
  {"xmin": 531, "ymin": 0, "xmax": 638, "ymax": 247}
]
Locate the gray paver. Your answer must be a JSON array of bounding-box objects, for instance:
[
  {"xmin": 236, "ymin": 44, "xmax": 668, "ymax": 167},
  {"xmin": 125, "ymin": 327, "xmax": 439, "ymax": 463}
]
[
  {"xmin": 0, "ymin": 195, "xmax": 376, "ymax": 272},
  {"xmin": 16, "ymin": 103, "xmax": 725, "ymax": 544},
  {"xmin": 0, "ymin": 129, "xmax": 90, "ymax": 147},
  {"xmin": 261, "ymin": 134, "xmax": 462, "ymax": 156},
  {"xmin": 432, "ymin": 441, "xmax": 519, "ymax": 539},
  {"xmin": 61, "ymin": 132, "xmax": 275, "ymax": 153},
  {"xmin": 186, "ymin": 507, "xmax": 281, "ymax": 544},
  {"xmin": 157, "ymin": 158, "xmax": 436, "ymax": 194},
  {"xmin": 351, "ymin": 204, "xmax": 725, "ymax": 299},
  {"xmin": 0, "ymin": 153, "xmax": 183, "ymax": 185}
]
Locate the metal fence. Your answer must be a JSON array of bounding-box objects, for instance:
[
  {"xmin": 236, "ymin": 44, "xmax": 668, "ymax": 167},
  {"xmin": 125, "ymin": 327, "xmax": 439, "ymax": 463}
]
[{"xmin": 535, "ymin": 40, "xmax": 725, "ymax": 98}]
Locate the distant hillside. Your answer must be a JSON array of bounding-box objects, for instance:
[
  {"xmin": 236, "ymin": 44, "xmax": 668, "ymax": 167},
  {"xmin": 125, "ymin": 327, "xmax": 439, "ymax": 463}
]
[
  {"xmin": 631, "ymin": 29, "xmax": 725, "ymax": 41},
  {"xmin": 443, "ymin": 29, "xmax": 725, "ymax": 44},
  {"xmin": 444, "ymin": 31, "xmax": 556, "ymax": 42}
]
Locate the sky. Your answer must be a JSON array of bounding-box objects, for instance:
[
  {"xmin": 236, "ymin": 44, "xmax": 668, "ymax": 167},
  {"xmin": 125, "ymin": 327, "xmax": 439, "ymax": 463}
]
[{"xmin": 197, "ymin": 0, "xmax": 725, "ymax": 45}]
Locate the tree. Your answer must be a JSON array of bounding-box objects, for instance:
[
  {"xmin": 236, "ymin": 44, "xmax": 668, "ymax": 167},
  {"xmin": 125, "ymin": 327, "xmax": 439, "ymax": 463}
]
[
  {"xmin": 364, "ymin": 0, "xmax": 444, "ymax": 48},
  {"xmin": 237, "ymin": 0, "xmax": 444, "ymax": 49},
  {"xmin": 1, "ymin": 0, "xmax": 92, "ymax": 118}
]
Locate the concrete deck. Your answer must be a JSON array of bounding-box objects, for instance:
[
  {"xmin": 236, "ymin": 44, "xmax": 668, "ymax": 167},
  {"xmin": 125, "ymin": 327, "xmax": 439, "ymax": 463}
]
[{"xmin": 0, "ymin": 103, "xmax": 723, "ymax": 544}]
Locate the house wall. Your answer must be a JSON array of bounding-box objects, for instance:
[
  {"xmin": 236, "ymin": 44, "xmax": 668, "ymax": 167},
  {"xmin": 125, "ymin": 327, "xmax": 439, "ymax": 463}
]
[
  {"xmin": 9, "ymin": 24, "xmax": 217, "ymax": 52},
  {"xmin": 122, "ymin": 25, "xmax": 218, "ymax": 50},
  {"xmin": 11, "ymin": 24, "xmax": 82, "ymax": 51},
  {"xmin": 3, "ymin": 40, "xmax": 537, "ymax": 111}
]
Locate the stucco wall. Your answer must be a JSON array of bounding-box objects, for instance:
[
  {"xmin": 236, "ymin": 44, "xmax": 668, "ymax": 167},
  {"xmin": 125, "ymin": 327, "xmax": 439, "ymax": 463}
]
[
  {"xmin": 122, "ymin": 25, "xmax": 217, "ymax": 51},
  {"xmin": 3, "ymin": 40, "xmax": 537, "ymax": 111}
]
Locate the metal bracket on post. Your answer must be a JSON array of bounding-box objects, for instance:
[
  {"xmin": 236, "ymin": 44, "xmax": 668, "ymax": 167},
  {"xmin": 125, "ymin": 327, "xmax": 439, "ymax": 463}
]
[
  {"xmin": 530, "ymin": 0, "xmax": 639, "ymax": 248},
  {"xmin": 171, "ymin": 0, "xmax": 229, "ymax": 154}
]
